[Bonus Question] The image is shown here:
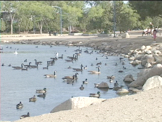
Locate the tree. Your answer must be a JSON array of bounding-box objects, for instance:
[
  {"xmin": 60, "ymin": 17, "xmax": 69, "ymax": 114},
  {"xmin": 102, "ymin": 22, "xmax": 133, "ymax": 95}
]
[
  {"xmin": 0, "ymin": 18, "xmax": 6, "ymax": 32},
  {"xmin": 115, "ymin": 1, "xmax": 140, "ymax": 33},
  {"xmin": 1, "ymin": 1, "xmax": 19, "ymax": 34}
]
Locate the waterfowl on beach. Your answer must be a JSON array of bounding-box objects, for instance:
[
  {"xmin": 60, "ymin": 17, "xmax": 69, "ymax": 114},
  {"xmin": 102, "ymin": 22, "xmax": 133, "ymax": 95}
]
[
  {"xmin": 29, "ymin": 95, "xmax": 37, "ymax": 102},
  {"xmin": 88, "ymin": 66, "xmax": 100, "ymax": 74},
  {"xmin": 80, "ymin": 84, "xmax": 84, "ymax": 90},
  {"xmin": 16, "ymin": 102, "xmax": 23, "ymax": 109},
  {"xmin": 36, "ymin": 88, "xmax": 47, "ymax": 93},
  {"xmin": 89, "ymin": 91, "xmax": 100, "ymax": 98},
  {"xmin": 44, "ymin": 71, "xmax": 57, "ymax": 78},
  {"xmin": 20, "ymin": 112, "xmax": 30, "ymax": 119}
]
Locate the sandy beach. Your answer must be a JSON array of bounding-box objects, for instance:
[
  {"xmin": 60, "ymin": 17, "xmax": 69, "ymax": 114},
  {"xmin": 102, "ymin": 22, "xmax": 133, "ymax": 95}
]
[{"xmin": 1, "ymin": 31, "xmax": 162, "ymax": 122}]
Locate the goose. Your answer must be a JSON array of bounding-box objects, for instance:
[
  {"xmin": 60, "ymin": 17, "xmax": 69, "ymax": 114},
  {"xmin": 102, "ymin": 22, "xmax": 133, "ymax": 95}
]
[
  {"xmin": 21, "ymin": 65, "xmax": 28, "ymax": 71},
  {"xmin": 83, "ymin": 79, "xmax": 88, "ymax": 84},
  {"xmin": 67, "ymin": 54, "xmax": 75, "ymax": 60},
  {"xmin": 29, "ymin": 62, "xmax": 38, "ymax": 69},
  {"xmin": 80, "ymin": 85, "xmax": 84, "ymax": 90},
  {"xmin": 62, "ymin": 73, "xmax": 78, "ymax": 81},
  {"xmin": 88, "ymin": 66, "xmax": 100, "ymax": 74},
  {"xmin": 16, "ymin": 102, "xmax": 23, "ymax": 109},
  {"xmin": 20, "ymin": 112, "xmax": 30, "ymax": 119},
  {"xmin": 96, "ymin": 62, "xmax": 102, "ymax": 65},
  {"xmin": 58, "ymin": 54, "xmax": 63, "ymax": 59},
  {"xmin": 89, "ymin": 91, "xmax": 100, "ymax": 98},
  {"xmin": 65, "ymin": 59, "xmax": 73, "ymax": 63},
  {"xmin": 37, "ymin": 93, "xmax": 46, "ymax": 99},
  {"xmin": 12, "ymin": 63, "xmax": 24, "ymax": 70},
  {"xmin": 29, "ymin": 95, "xmax": 37, "ymax": 102},
  {"xmin": 24, "ymin": 59, "xmax": 27, "ymax": 62},
  {"xmin": 43, "ymin": 63, "xmax": 49, "ymax": 69},
  {"xmin": 34, "ymin": 59, "xmax": 42, "ymax": 65},
  {"xmin": 44, "ymin": 71, "xmax": 56, "ymax": 78},
  {"xmin": 24, "ymin": 62, "xmax": 31, "ymax": 68},
  {"xmin": 36, "ymin": 88, "xmax": 47, "ymax": 93},
  {"xmin": 73, "ymin": 64, "xmax": 83, "ymax": 72},
  {"xmin": 66, "ymin": 75, "xmax": 75, "ymax": 84}
]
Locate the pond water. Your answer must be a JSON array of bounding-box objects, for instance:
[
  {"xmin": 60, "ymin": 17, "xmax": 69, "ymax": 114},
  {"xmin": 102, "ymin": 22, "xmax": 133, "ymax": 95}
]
[{"xmin": 1, "ymin": 44, "xmax": 139, "ymax": 121}]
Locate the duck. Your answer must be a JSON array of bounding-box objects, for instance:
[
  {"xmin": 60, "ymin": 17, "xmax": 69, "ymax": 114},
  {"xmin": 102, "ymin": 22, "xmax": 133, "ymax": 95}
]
[
  {"xmin": 12, "ymin": 63, "xmax": 24, "ymax": 70},
  {"xmin": 83, "ymin": 79, "xmax": 88, "ymax": 84},
  {"xmin": 88, "ymin": 66, "xmax": 100, "ymax": 74},
  {"xmin": 89, "ymin": 91, "xmax": 100, "ymax": 98},
  {"xmin": 1, "ymin": 63, "xmax": 4, "ymax": 66},
  {"xmin": 37, "ymin": 93, "xmax": 46, "ymax": 99},
  {"xmin": 79, "ymin": 84, "xmax": 84, "ymax": 90},
  {"xmin": 20, "ymin": 112, "xmax": 30, "ymax": 119},
  {"xmin": 96, "ymin": 62, "xmax": 102, "ymax": 65},
  {"xmin": 36, "ymin": 88, "xmax": 47, "ymax": 93},
  {"xmin": 16, "ymin": 102, "xmax": 23, "ymax": 109},
  {"xmin": 44, "ymin": 71, "xmax": 56, "ymax": 78},
  {"xmin": 107, "ymin": 75, "xmax": 115, "ymax": 80},
  {"xmin": 113, "ymin": 85, "xmax": 123, "ymax": 91},
  {"xmin": 29, "ymin": 95, "xmax": 37, "ymax": 102},
  {"xmin": 14, "ymin": 49, "xmax": 18, "ymax": 55}
]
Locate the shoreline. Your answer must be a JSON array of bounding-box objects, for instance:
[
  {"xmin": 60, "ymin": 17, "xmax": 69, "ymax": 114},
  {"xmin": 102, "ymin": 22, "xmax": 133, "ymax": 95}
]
[{"xmin": 1, "ymin": 33, "xmax": 162, "ymax": 122}]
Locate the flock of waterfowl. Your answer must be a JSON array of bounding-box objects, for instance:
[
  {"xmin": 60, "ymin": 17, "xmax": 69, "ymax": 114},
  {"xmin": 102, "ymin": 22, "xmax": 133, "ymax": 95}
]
[{"xmin": 1, "ymin": 44, "xmax": 130, "ymax": 120}]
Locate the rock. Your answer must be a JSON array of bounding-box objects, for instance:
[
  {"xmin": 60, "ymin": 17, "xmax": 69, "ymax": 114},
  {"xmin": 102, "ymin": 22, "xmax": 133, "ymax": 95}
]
[
  {"xmin": 143, "ymin": 76, "xmax": 162, "ymax": 91},
  {"xmin": 94, "ymin": 82, "xmax": 109, "ymax": 89},
  {"xmin": 50, "ymin": 97, "xmax": 105, "ymax": 113},
  {"xmin": 141, "ymin": 55, "xmax": 155, "ymax": 66},
  {"xmin": 123, "ymin": 74, "xmax": 134, "ymax": 83},
  {"xmin": 129, "ymin": 64, "xmax": 162, "ymax": 88}
]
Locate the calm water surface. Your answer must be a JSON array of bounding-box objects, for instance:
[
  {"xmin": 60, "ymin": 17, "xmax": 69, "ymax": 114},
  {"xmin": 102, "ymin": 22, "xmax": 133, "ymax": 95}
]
[{"xmin": 1, "ymin": 44, "xmax": 139, "ymax": 121}]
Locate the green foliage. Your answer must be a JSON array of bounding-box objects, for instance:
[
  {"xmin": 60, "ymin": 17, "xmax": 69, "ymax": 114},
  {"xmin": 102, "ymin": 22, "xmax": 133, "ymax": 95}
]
[{"xmin": 0, "ymin": 19, "xmax": 6, "ymax": 31}]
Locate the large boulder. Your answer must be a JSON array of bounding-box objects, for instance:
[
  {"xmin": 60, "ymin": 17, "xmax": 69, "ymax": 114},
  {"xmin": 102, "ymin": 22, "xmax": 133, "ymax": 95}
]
[
  {"xmin": 143, "ymin": 76, "xmax": 162, "ymax": 91},
  {"xmin": 123, "ymin": 74, "xmax": 135, "ymax": 83},
  {"xmin": 50, "ymin": 97, "xmax": 105, "ymax": 113},
  {"xmin": 94, "ymin": 82, "xmax": 109, "ymax": 89},
  {"xmin": 141, "ymin": 55, "xmax": 155, "ymax": 66},
  {"xmin": 128, "ymin": 64, "xmax": 162, "ymax": 88}
]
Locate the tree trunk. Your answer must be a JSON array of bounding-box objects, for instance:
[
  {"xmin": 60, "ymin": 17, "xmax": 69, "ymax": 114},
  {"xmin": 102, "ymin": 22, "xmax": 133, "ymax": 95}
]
[
  {"xmin": 10, "ymin": 14, "xmax": 13, "ymax": 35},
  {"xmin": 40, "ymin": 21, "xmax": 43, "ymax": 34}
]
